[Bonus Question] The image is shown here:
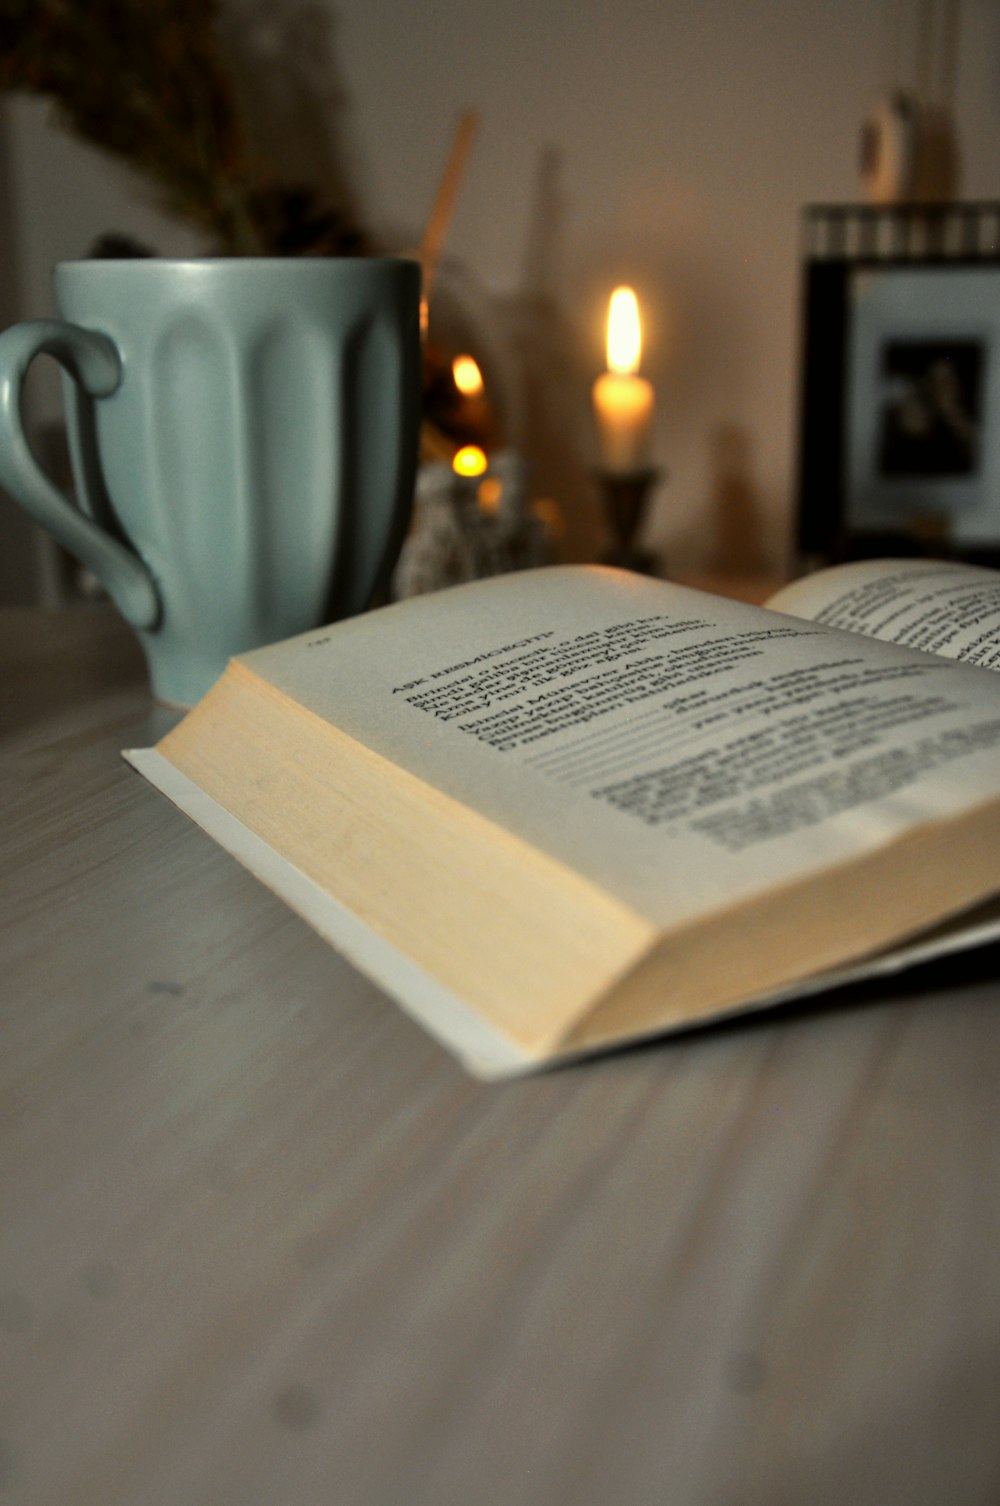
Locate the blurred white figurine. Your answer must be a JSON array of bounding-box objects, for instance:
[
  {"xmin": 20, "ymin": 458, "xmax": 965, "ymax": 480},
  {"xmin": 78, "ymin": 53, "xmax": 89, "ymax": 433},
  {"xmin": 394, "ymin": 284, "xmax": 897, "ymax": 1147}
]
[{"xmin": 393, "ymin": 450, "xmax": 555, "ymax": 599}]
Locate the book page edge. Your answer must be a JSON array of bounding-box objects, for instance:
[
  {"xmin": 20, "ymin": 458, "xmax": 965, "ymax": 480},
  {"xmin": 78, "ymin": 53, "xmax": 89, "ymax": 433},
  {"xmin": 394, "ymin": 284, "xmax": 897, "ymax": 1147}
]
[{"xmin": 123, "ymin": 747, "xmax": 534, "ymax": 1081}]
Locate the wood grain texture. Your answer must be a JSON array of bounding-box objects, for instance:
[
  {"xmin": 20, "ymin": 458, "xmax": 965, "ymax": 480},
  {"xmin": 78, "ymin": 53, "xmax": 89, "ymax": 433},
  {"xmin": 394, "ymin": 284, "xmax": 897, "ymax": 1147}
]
[{"xmin": 2, "ymin": 605, "xmax": 1000, "ymax": 1506}]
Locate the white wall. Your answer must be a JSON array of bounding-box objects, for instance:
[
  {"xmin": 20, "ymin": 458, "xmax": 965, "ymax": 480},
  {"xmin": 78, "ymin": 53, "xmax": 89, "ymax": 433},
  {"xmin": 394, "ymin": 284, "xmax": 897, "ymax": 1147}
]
[{"xmin": 3, "ymin": 0, "xmax": 1000, "ymax": 579}]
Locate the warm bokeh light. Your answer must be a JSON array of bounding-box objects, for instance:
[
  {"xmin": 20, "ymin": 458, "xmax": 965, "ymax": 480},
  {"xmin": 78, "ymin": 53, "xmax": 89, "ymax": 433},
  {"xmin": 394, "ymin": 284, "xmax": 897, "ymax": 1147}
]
[
  {"xmin": 452, "ymin": 354, "xmax": 484, "ymax": 395},
  {"xmin": 477, "ymin": 475, "xmax": 503, "ymax": 512},
  {"xmin": 532, "ymin": 497, "xmax": 565, "ymax": 540},
  {"xmin": 606, "ymin": 286, "xmax": 642, "ymax": 375},
  {"xmin": 453, "ymin": 445, "xmax": 488, "ymax": 477}
]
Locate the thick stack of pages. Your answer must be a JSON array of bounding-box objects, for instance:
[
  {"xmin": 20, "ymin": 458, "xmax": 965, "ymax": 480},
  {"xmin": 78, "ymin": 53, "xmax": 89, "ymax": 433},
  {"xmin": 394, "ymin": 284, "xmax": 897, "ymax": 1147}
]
[{"xmin": 127, "ymin": 559, "xmax": 1000, "ymax": 1077}]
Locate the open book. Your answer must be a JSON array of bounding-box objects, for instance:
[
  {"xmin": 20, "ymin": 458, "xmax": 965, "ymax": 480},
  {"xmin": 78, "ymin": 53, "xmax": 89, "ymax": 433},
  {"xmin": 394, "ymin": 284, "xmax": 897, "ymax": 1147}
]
[{"xmin": 126, "ymin": 557, "xmax": 1000, "ymax": 1078}]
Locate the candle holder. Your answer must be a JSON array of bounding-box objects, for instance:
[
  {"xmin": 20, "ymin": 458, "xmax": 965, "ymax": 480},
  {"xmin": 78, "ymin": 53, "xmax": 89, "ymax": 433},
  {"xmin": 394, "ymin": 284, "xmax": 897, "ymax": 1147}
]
[{"xmin": 597, "ymin": 466, "xmax": 663, "ymax": 573}]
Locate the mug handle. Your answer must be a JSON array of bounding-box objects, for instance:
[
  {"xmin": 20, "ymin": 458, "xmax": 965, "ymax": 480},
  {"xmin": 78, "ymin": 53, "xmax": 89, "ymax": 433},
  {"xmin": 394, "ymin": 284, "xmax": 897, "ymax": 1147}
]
[{"xmin": 0, "ymin": 320, "xmax": 159, "ymax": 629}]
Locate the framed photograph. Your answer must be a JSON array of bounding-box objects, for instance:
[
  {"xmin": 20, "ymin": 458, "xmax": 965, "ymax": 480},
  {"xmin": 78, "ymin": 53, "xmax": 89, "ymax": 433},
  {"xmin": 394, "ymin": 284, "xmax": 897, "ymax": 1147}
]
[{"xmin": 795, "ymin": 203, "xmax": 1000, "ymax": 565}]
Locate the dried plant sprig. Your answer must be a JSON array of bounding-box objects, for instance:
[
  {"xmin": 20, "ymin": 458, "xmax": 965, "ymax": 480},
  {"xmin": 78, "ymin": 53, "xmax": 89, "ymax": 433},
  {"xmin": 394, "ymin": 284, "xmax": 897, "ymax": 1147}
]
[{"xmin": 0, "ymin": 0, "xmax": 368, "ymax": 255}]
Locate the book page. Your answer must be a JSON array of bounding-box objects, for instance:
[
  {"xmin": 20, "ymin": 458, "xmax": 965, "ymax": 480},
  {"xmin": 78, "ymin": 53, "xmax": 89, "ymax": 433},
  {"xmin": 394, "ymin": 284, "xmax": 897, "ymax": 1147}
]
[
  {"xmin": 768, "ymin": 559, "xmax": 1000, "ymax": 668},
  {"xmin": 237, "ymin": 566, "xmax": 1000, "ymax": 928}
]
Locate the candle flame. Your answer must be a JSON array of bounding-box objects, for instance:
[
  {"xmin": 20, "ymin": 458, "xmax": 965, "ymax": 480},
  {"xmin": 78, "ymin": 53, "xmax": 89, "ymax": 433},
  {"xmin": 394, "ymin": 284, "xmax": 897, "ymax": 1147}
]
[
  {"xmin": 452, "ymin": 354, "xmax": 484, "ymax": 395},
  {"xmin": 453, "ymin": 444, "xmax": 488, "ymax": 477},
  {"xmin": 607, "ymin": 286, "xmax": 642, "ymax": 375}
]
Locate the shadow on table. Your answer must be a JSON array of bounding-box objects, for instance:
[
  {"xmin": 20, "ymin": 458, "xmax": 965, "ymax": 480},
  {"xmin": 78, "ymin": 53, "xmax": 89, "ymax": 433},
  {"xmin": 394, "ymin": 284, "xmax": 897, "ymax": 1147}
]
[{"xmin": 0, "ymin": 604, "xmax": 148, "ymax": 739}]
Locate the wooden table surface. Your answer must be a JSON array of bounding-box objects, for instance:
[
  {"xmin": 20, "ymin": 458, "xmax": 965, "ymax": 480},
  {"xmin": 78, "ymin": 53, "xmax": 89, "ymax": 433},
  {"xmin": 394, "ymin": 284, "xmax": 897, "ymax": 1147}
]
[{"xmin": 3, "ymin": 604, "xmax": 1000, "ymax": 1506}]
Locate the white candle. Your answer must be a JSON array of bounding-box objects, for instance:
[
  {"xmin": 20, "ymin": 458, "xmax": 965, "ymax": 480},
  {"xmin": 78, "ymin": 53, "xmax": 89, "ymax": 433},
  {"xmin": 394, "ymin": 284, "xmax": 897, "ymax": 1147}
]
[{"xmin": 592, "ymin": 286, "xmax": 655, "ymax": 474}]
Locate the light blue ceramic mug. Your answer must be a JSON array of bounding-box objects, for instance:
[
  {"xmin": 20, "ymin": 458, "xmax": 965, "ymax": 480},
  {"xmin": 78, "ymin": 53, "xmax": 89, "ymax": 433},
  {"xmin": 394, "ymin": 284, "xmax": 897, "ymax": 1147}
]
[{"xmin": 0, "ymin": 257, "xmax": 421, "ymax": 704}]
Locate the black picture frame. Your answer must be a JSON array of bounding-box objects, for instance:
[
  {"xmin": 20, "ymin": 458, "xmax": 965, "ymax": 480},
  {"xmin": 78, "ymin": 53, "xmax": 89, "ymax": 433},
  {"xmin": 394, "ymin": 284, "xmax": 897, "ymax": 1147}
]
[{"xmin": 795, "ymin": 202, "xmax": 1000, "ymax": 567}]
